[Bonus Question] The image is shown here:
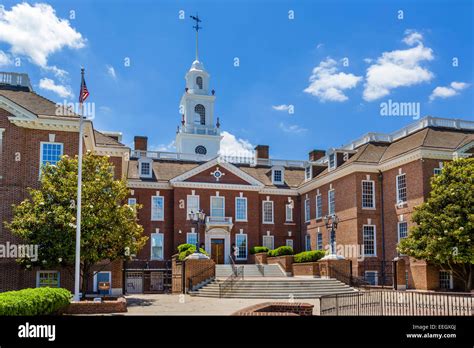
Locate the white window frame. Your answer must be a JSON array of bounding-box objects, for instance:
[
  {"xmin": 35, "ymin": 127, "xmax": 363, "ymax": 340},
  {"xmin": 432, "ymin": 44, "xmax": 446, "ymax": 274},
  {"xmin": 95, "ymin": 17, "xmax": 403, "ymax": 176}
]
[
  {"xmin": 186, "ymin": 194, "xmax": 200, "ymax": 219},
  {"xmin": 210, "ymin": 196, "xmax": 225, "ymax": 218},
  {"xmin": 235, "ymin": 197, "xmax": 248, "ymax": 222},
  {"xmin": 305, "ymin": 234, "xmax": 311, "ymax": 251},
  {"xmin": 363, "ymin": 224, "xmax": 376, "ymax": 257},
  {"xmin": 39, "ymin": 141, "xmax": 64, "ymax": 174},
  {"xmin": 361, "ymin": 180, "xmax": 375, "ymax": 209},
  {"xmin": 235, "ymin": 234, "xmax": 248, "ymax": 260},
  {"xmin": 262, "ymin": 235, "xmax": 274, "ymax": 250},
  {"xmin": 262, "ymin": 200, "xmax": 274, "ymax": 224},
  {"xmin": 128, "ymin": 198, "xmax": 137, "ymax": 213},
  {"xmin": 150, "ymin": 232, "xmax": 164, "ymax": 260},
  {"xmin": 397, "ymin": 221, "xmax": 408, "ymax": 241},
  {"xmin": 434, "ymin": 167, "xmax": 442, "ymax": 175},
  {"xmin": 316, "ymin": 194, "xmax": 322, "ymax": 219},
  {"xmin": 138, "ymin": 158, "xmax": 153, "ymax": 179},
  {"xmin": 186, "ymin": 232, "xmax": 198, "ymax": 246},
  {"xmin": 285, "ymin": 203, "xmax": 293, "ymax": 222},
  {"xmin": 305, "ymin": 165, "xmax": 312, "ymax": 181},
  {"xmin": 285, "ymin": 239, "xmax": 294, "ymax": 249},
  {"xmin": 151, "ymin": 195, "xmax": 164, "ymax": 221},
  {"xmin": 439, "ymin": 270, "xmax": 453, "ymax": 290},
  {"xmin": 328, "ymin": 189, "xmax": 335, "ymax": 216},
  {"xmin": 36, "ymin": 270, "xmax": 60, "ymax": 288},
  {"xmin": 317, "ymin": 232, "xmax": 323, "ymax": 250},
  {"xmin": 93, "ymin": 271, "xmax": 112, "ymax": 293},
  {"xmin": 396, "ymin": 173, "xmax": 407, "ymax": 204},
  {"xmin": 364, "ymin": 271, "xmax": 378, "ymax": 286},
  {"xmin": 328, "ymin": 153, "xmax": 336, "ymax": 171},
  {"xmin": 272, "ymin": 167, "xmax": 284, "ymax": 185},
  {"xmin": 304, "ymin": 198, "xmax": 310, "ymax": 222}
]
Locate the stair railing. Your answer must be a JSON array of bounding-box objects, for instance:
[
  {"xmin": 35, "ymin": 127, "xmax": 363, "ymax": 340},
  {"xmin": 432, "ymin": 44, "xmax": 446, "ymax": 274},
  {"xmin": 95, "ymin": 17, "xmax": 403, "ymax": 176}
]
[
  {"xmin": 256, "ymin": 263, "xmax": 265, "ymax": 276},
  {"xmin": 328, "ymin": 265, "xmax": 371, "ymax": 289},
  {"xmin": 219, "ymin": 256, "xmax": 244, "ymax": 298},
  {"xmin": 188, "ymin": 264, "xmax": 216, "ymax": 292}
]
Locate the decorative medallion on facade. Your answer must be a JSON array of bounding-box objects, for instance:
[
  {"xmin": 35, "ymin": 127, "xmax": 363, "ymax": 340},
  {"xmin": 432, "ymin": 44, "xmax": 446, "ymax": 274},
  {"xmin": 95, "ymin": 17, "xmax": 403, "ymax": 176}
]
[{"xmin": 210, "ymin": 167, "xmax": 225, "ymax": 182}]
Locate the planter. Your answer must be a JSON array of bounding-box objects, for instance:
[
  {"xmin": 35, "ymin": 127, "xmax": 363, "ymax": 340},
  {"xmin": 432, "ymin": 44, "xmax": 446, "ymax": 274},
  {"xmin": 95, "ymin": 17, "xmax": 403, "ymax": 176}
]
[
  {"xmin": 267, "ymin": 255, "xmax": 294, "ymax": 273},
  {"xmin": 60, "ymin": 297, "xmax": 127, "ymax": 314},
  {"xmin": 252, "ymin": 252, "xmax": 268, "ymax": 264},
  {"xmin": 292, "ymin": 262, "xmax": 320, "ymax": 277}
]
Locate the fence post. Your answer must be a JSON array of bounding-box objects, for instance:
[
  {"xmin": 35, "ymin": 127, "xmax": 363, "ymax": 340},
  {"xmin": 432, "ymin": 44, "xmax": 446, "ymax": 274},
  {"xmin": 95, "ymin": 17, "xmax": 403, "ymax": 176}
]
[{"xmin": 335, "ymin": 295, "xmax": 339, "ymax": 316}]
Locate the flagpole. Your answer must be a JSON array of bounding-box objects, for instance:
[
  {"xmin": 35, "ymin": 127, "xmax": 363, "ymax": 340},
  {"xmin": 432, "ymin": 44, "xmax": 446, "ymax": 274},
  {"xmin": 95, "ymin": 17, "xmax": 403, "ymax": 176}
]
[{"xmin": 74, "ymin": 67, "xmax": 85, "ymax": 302}]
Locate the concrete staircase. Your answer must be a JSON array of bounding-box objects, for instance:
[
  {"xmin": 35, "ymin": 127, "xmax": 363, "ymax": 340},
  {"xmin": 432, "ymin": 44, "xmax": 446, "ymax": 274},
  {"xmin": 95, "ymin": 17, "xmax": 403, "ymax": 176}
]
[
  {"xmin": 215, "ymin": 264, "xmax": 286, "ymax": 278},
  {"xmin": 190, "ymin": 278, "xmax": 356, "ymax": 299}
]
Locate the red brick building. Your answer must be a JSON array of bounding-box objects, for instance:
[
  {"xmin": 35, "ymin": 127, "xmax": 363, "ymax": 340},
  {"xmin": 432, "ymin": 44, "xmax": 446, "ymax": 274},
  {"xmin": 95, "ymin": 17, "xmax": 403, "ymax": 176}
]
[{"xmin": 1, "ymin": 70, "xmax": 473, "ymax": 295}]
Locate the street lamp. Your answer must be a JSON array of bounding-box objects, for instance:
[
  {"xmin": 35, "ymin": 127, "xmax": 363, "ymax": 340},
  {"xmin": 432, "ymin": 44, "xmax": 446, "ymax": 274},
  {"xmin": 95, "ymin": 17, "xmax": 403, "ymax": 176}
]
[
  {"xmin": 187, "ymin": 209, "xmax": 209, "ymax": 260},
  {"xmin": 321, "ymin": 214, "xmax": 344, "ymax": 260}
]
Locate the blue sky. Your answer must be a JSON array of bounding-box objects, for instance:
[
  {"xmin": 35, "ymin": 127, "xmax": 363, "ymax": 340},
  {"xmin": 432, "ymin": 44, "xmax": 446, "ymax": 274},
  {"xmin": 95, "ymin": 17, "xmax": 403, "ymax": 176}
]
[{"xmin": 0, "ymin": 0, "xmax": 472, "ymax": 160}]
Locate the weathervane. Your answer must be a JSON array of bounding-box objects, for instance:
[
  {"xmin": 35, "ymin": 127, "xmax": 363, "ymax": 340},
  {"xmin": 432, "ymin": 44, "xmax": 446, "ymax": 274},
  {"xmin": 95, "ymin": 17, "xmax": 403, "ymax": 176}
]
[{"xmin": 190, "ymin": 13, "xmax": 202, "ymax": 60}]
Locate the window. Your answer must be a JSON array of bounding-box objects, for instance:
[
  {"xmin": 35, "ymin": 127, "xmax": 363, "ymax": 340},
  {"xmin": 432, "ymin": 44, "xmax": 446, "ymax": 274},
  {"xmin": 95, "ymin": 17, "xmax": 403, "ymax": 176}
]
[
  {"xmin": 317, "ymin": 233, "xmax": 323, "ymax": 250},
  {"xmin": 305, "ymin": 234, "xmax": 311, "ymax": 251},
  {"xmin": 262, "ymin": 201, "xmax": 274, "ymax": 224},
  {"xmin": 316, "ymin": 194, "xmax": 322, "ymax": 219},
  {"xmin": 272, "ymin": 168, "xmax": 284, "ymax": 184},
  {"xmin": 396, "ymin": 173, "xmax": 407, "ymax": 204},
  {"xmin": 235, "ymin": 234, "xmax": 247, "ymax": 260},
  {"xmin": 262, "ymin": 235, "xmax": 274, "ymax": 250},
  {"xmin": 37, "ymin": 271, "xmax": 60, "ymax": 288},
  {"xmin": 363, "ymin": 225, "xmax": 376, "ymax": 257},
  {"xmin": 196, "ymin": 76, "xmax": 203, "ymax": 89},
  {"xmin": 398, "ymin": 221, "xmax": 408, "ymax": 241},
  {"xmin": 329, "ymin": 153, "xmax": 336, "ymax": 170},
  {"xmin": 195, "ymin": 145, "xmax": 207, "ymax": 155},
  {"xmin": 40, "ymin": 142, "xmax": 63, "ymax": 170},
  {"xmin": 139, "ymin": 159, "xmax": 152, "ymax": 178},
  {"xmin": 304, "ymin": 198, "xmax": 310, "ymax": 222},
  {"xmin": 151, "ymin": 196, "xmax": 164, "ymax": 221},
  {"xmin": 305, "ymin": 165, "xmax": 311, "ymax": 180},
  {"xmin": 194, "ymin": 104, "xmax": 206, "ymax": 125},
  {"xmin": 187, "ymin": 195, "xmax": 200, "ymax": 217},
  {"xmin": 128, "ymin": 198, "xmax": 137, "ymax": 213},
  {"xmin": 328, "ymin": 189, "xmax": 335, "ymax": 216},
  {"xmin": 364, "ymin": 271, "xmax": 378, "ymax": 286},
  {"xmin": 151, "ymin": 233, "xmax": 164, "ymax": 260},
  {"xmin": 285, "ymin": 203, "xmax": 293, "ymax": 222},
  {"xmin": 362, "ymin": 180, "xmax": 375, "ymax": 208},
  {"xmin": 211, "ymin": 196, "xmax": 225, "ymax": 218},
  {"xmin": 434, "ymin": 168, "xmax": 442, "ymax": 175},
  {"xmin": 439, "ymin": 271, "xmax": 453, "ymax": 290},
  {"xmin": 286, "ymin": 239, "xmax": 294, "ymax": 249},
  {"xmin": 235, "ymin": 197, "xmax": 247, "ymax": 221},
  {"xmin": 187, "ymin": 232, "xmax": 198, "ymax": 246}
]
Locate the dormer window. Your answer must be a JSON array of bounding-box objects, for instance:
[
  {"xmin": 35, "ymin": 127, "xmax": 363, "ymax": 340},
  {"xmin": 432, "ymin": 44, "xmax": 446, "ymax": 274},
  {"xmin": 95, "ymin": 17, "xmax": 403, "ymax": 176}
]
[
  {"xmin": 272, "ymin": 167, "xmax": 284, "ymax": 185},
  {"xmin": 138, "ymin": 158, "xmax": 153, "ymax": 179},
  {"xmin": 305, "ymin": 165, "xmax": 312, "ymax": 181},
  {"xmin": 196, "ymin": 76, "xmax": 203, "ymax": 89},
  {"xmin": 328, "ymin": 153, "xmax": 336, "ymax": 171}
]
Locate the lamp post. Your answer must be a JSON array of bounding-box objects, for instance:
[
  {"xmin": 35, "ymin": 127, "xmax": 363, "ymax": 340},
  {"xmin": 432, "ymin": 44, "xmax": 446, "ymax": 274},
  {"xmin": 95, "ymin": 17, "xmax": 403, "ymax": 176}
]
[
  {"xmin": 322, "ymin": 214, "xmax": 344, "ymax": 260},
  {"xmin": 187, "ymin": 209, "xmax": 209, "ymax": 260}
]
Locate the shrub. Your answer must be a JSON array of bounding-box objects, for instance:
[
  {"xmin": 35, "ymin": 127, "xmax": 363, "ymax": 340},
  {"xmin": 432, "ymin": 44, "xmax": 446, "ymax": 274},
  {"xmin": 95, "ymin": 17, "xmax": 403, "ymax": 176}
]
[
  {"xmin": 249, "ymin": 246, "xmax": 269, "ymax": 255},
  {"xmin": 177, "ymin": 243, "xmax": 195, "ymax": 253},
  {"xmin": 267, "ymin": 246, "xmax": 294, "ymax": 257},
  {"xmin": 293, "ymin": 250, "xmax": 326, "ymax": 263},
  {"xmin": 0, "ymin": 287, "xmax": 71, "ymax": 315},
  {"xmin": 178, "ymin": 246, "xmax": 209, "ymax": 261}
]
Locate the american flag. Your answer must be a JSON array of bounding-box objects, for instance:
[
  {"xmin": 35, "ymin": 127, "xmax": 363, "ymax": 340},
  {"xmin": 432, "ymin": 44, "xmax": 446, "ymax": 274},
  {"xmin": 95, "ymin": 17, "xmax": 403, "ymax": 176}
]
[{"xmin": 79, "ymin": 70, "xmax": 89, "ymax": 104}]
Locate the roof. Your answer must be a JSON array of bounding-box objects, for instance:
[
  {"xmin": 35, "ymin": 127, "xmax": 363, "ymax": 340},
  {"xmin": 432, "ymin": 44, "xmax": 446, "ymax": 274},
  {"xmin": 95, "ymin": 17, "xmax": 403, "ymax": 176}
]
[{"xmin": 94, "ymin": 130, "xmax": 125, "ymax": 147}]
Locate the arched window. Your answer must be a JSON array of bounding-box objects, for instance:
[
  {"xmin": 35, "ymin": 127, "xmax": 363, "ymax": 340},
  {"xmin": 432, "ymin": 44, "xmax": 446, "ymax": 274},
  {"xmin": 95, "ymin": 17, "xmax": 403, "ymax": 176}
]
[
  {"xmin": 195, "ymin": 145, "xmax": 207, "ymax": 155},
  {"xmin": 196, "ymin": 76, "xmax": 203, "ymax": 89},
  {"xmin": 194, "ymin": 104, "xmax": 205, "ymax": 125}
]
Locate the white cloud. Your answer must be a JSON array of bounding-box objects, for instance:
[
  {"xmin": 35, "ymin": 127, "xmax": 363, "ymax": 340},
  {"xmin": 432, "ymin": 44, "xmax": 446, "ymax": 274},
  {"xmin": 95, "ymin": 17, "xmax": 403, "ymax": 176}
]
[
  {"xmin": 363, "ymin": 58, "xmax": 373, "ymax": 64},
  {"xmin": 151, "ymin": 141, "xmax": 176, "ymax": 152},
  {"xmin": 0, "ymin": 50, "xmax": 11, "ymax": 66},
  {"xmin": 303, "ymin": 58, "xmax": 362, "ymax": 102},
  {"xmin": 363, "ymin": 30, "xmax": 434, "ymax": 101},
  {"xmin": 99, "ymin": 106, "xmax": 112, "ymax": 113},
  {"xmin": 272, "ymin": 104, "xmax": 292, "ymax": 112},
  {"xmin": 219, "ymin": 131, "xmax": 254, "ymax": 157},
  {"xmin": 279, "ymin": 122, "xmax": 307, "ymax": 134},
  {"xmin": 316, "ymin": 43, "xmax": 324, "ymax": 49},
  {"xmin": 106, "ymin": 65, "xmax": 117, "ymax": 79},
  {"xmin": 429, "ymin": 81, "xmax": 470, "ymax": 101},
  {"xmin": 39, "ymin": 78, "xmax": 73, "ymax": 98},
  {"xmin": 0, "ymin": 3, "xmax": 85, "ymax": 75}
]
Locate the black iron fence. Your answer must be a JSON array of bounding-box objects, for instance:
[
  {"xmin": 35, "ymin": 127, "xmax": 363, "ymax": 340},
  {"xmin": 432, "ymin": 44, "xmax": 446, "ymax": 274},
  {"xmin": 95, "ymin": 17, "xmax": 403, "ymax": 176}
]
[
  {"xmin": 320, "ymin": 290, "xmax": 473, "ymax": 316},
  {"xmin": 124, "ymin": 269, "xmax": 172, "ymax": 294},
  {"xmin": 359, "ymin": 260, "xmax": 393, "ymax": 287}
]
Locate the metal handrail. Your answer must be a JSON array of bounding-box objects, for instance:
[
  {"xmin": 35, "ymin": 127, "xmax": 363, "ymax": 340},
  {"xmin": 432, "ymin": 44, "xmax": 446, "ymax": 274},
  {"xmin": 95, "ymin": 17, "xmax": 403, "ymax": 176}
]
[
  {"xmin": 219, "ymin": 265, "xmax": 244, "ymax": 298},
  {"xmin": 328, "ymin": 265, "xmax": 371, "ymax": 289},
  {"xmin": 256, "ymin": 263, "xmax": 265, "ymax": 276},
  {"xmin": 188, "ymin": 264, "xmax": 215, "ymax": 292}
]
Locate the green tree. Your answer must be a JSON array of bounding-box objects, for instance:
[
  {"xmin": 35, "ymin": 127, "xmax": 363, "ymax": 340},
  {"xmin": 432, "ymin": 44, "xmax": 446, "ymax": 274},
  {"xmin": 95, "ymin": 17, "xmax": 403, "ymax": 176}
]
[
  {"xmin": 398, "ymin": 158, "xmax": 474, "ymax": 291},
  {"xmin": 6, "ymin": 153, "xmax": 147, "ymax": 298}
]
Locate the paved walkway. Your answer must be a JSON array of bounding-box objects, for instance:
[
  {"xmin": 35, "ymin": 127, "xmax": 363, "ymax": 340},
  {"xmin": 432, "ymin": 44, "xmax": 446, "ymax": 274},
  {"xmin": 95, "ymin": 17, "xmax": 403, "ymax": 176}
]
[{"xmin": 120, "ymin": 294, "xmax": 321, "ymax": 315}]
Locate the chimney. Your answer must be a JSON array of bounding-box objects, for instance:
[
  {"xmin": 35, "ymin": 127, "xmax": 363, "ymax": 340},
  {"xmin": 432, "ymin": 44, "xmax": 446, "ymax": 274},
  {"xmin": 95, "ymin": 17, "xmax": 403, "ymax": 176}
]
[
  {"xmin": 309, "ymin": 149, "xmax": 325, "ymax": 162},
  {"xmin": 134, "ymin": 136, "xmax": 148, "ymax": 151},
  {"xmin": 254, "ymin": 145, "xmax": 269, "ymax": 159}
]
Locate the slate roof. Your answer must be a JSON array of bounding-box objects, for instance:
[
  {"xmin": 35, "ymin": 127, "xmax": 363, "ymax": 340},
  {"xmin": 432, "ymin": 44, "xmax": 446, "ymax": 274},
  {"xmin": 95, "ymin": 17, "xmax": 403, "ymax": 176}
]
[{"xmin": 94, "ymin": 130, "xmax": 125, "ymax": 147}]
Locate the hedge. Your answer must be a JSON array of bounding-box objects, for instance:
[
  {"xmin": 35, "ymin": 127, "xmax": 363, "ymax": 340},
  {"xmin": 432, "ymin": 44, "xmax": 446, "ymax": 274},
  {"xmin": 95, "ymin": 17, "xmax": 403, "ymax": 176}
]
[
  {"xmin": 178, "ymin": 246, "xmax": 209, "ymax": 261},
  {"xmin": 0, "ymin": 287, "xmax": 71, "ymax": 316},
  {"xmin": 293, "ymin": 250, "xmax": 326, "ymax": 263},
  {"xmin": 249, "ymin": 246, "xmax": 269, "ymax": 255},
  {"xmin": 177, "ymin": 243, "xmax": 196, "ymax": 253},
  {"xmin": 267, "ymin": 246, "xmax": 294, "ymax": 257}
]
